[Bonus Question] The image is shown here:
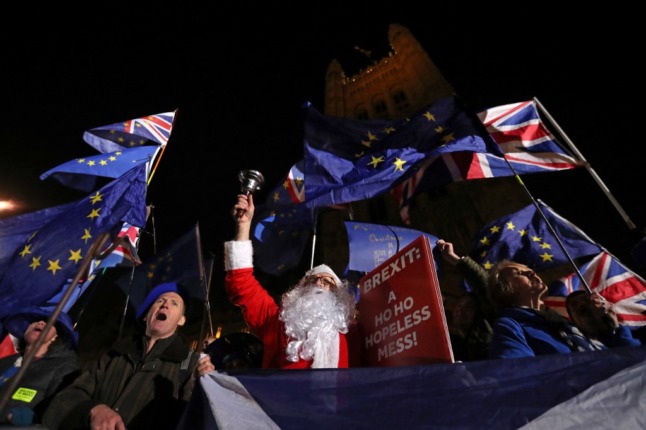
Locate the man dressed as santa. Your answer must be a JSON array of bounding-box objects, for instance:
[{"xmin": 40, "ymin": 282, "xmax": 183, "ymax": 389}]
[{"xmin": 223, "ymin": 194, "xmax": 357, "ymax": 369}]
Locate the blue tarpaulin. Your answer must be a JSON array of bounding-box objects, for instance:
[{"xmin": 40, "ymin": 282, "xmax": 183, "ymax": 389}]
[{"xmin": 178, "ymin": 347, "xmax": 646, "ymax": 429}]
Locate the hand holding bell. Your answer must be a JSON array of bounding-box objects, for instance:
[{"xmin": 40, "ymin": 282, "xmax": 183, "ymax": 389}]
[{"xmin": 235, "ymin": 170, "xmax": 264, "ymax": 220}]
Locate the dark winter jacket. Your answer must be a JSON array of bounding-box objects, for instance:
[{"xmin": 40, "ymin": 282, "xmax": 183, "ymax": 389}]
[
  {"xmin": 0, "ymin": 341, "xmax": 79, "ymax": 424},
  {"xmin": 42, "ymin": 332, "xmax": 199, "ymax": 430},
  {"xmin": 489, "ymin": 307, "xmax": 607, "ymax": 359}
]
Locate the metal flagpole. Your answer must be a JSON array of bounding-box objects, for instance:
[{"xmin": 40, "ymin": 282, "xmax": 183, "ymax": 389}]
[
  {"xmin": 195, "ymin": 223, "xmax": 214, "ymax": 351},
  {"xmin": 309, "ymin": 204, "xmax": 354, "ymax": 270},
  {"xmin": 486, "ymin": 102, "xmax": 594, "ymax": 291},
  {"xmin": 309, "ymin": 208, "xmax": 319, "ymax": 270},
  {"xmin": 510, "ymin": 176, "xmax": 593, "ymax": 293},
  {"xmin": 534, "ymin": 97, "xmax": 636, "ymax": 230}
]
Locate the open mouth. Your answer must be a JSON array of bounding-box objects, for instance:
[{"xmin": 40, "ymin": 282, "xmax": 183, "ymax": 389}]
[{"xmin": 156, "ymin": 313, "xmax": 168, "ymax": 321}]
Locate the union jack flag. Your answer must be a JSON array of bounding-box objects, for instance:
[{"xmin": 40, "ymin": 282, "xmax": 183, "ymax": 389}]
[
  {"xmin": 468, "ymin": 100, "xmax": 584, "ymax": 177},
  {"xmin": 269, "ymin": 160, "xmax": 306, "ymax": 206},
  {"xmin": 95, "ymin": 221, "xmax": 143, "ymax": 268},
  {"xmin": 303, "ymin": 96, "xmax": 502, "ymax": 210},
  {"xmin": 546, "ymin": 252, "xmax": 646, "ymax": 329},
  {"xmin": 82, "ymin": 111, "xmax": 177, "ymax": 154},
  {"xmin": 0, "ymin": 333, "xmax": 18, "ymax": 360},
  {"xmin": 392, "ymin": 100, "xmax": 584, "ymax": 224}
]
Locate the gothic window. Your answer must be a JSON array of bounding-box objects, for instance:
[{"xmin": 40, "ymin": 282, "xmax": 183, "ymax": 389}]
[
  {"xmin": 373, "ymin": 100, "xmax": 388, "ymax": 117},
  {"xmin": 392, "ymin": 89, "xmax": 409, "ymax": 112}
]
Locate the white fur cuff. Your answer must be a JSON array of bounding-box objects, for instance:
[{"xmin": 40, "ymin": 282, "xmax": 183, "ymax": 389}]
[{"xmin": 224, "ymin": 240, "xmax": 253, "ymax": 270}]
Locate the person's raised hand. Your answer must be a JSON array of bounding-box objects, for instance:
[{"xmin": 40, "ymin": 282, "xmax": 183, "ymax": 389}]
[
  {"xmin": 233, "ymin": 194, "xmax": 255, "ymax": 224},
  {"xmin": 436, "ymin": 239, "xmax": 461, "ymax": 266}
]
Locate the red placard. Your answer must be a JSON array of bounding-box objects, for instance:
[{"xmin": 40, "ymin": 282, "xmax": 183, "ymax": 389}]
[{"xmin": 357, "ymin": 235, "xmax": 453, "ymax": 366}]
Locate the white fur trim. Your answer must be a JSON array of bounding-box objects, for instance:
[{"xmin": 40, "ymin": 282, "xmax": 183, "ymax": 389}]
[
  {"xmin": 224, "ymin": 240, "xmax": 253, "ymax": 270},
  {"xmin": 305, "ymin": 264, "xmax": 341, "ymax": 288}
]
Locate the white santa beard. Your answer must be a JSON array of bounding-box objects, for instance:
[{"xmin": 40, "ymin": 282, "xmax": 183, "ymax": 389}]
[{"xmin": 280, "ymin": 285, "xmax": 348, "ymax": 368}]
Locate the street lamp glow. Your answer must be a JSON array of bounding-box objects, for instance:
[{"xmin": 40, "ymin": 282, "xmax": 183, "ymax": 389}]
[{"xmin": 0, "ymin": 200, "xmax": 16, "ymax": 212}]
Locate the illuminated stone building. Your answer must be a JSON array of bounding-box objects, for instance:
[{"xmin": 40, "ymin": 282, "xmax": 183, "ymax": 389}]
[{"xmin": 315, "ymin": 23, "xmax": 529, "ymax": 303}]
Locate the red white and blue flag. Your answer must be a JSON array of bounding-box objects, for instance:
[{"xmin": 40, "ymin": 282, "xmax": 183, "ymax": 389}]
[
  {"xmin": 94, "ymin": 222, "xmax": 142, "ymax": 268},
  {"xmin": 269, "ymin": 161, "xmax": 305, "ymax": 206},
  {"xmin": 393, "ymin": 100, "xmax": 584, "ymax": 224},
  {"xmin": 546, "ymin": 251, "xmax": 646, "ymax": 329},
  {"xmin": 82, "ymin": 111, "xmax": 176, "ymax": 154},
  {"xmin": 467, "ymin": 100, "xmax": 583, "ymax": 178}
]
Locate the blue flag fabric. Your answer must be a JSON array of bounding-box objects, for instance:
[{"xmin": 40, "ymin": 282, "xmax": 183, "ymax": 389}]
[
  {"xmin": 344, "ymin": 221, "xmax": 439, "ymax": 273},
  {"xmin": 252, "ymin": 203, "xmax": 314, "ymax": 276},
  {"xmin": 302, "ymin": 96, "xmax": 502, "ymax": 209},
  {"xmin": 116, "ymin": 224, "xmax": 205, "ymax": 314},
  {"xmin": 468, "ymin": 100, "xmax": 583, "ymax": 178},
  {"xmin": 249, "ymin": 161, "xmax": 315, "ymax": 276},
  {"xmin": 40, "ymin": 146, "xmax": 160, "ymax": 192},
  {"xmin": 0, "ymin": 202, "xmax": 76, "ymax": 271},
  {"xmin": 546, "ymin": 251, "xmax": 646, "ymax": 330},
  {"xmin": 43, "ymin": 222, "xmax": 143, "ymax": 313},
  {"xmin": 391, "ymin": 100, "xmax": 584, "ymax": 225},
  {"xmin": 82, "ymin": 111, "xmax": 176, "ymax": 153},
  {"xmin": 469, "ymin": 201, "xmax": 603, "ymax": 272},
  {"xmin": 0, "ymin": 164, "xmax": 148, "ymax": 319},
  {"xmin": 179, "ymin": 347, "xmax": 646, "ymax": 430},
  {"xmin": 265, "ymin": 161, "xmax": 306, "ymax": 207}
]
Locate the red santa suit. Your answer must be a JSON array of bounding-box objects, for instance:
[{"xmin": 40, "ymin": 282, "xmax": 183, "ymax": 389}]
[{"xmin": 224, "ymin": 240, "xmax": 349, "ymax": 369}]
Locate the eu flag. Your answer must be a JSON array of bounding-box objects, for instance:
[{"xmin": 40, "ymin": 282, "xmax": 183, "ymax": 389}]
[
  {"xmin": 43, "ymin": 222, "xmax": 143, "ymax": 313},
  {"xmin": 82, "ymin": 111, "xmax": 176, "ymax": 153},
  {"xmin": 302, "ymin": 96, "xmax": 501, "ymax": 209},
  {"xmin": 116, "ymin": 224, "xmax": 206, "ymax": 314},
  {"xmin": 0, "ymin": 163, "xmax": 148, "ymax": 319},
  {"xmin": 252, "ymin": 202, "xmax": 314, "ymax": 277},
  {"xmin": 40, "ymin": 146, "xmax": 160, "ymax": 192},
  {"xmin": 469, "ymin": 200, "xmax": 602, "ymax": 272},
  {"xmin": 245, "ymin": 160, "xmax": 316, "ymax": 276},
  {"xmin": 0, "ymin": 202, "xmax": 76, "ymax": 271}
]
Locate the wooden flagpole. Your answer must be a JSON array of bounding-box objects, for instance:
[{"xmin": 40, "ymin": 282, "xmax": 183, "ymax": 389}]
[
  {"xmin": 534, "ymin": 97, "xmax": 636, "ymax": 230},
  {"xmin": 146, "ymin": 108, "xmax": 178, "ymax": 186},
  {"xmin": 0, "ymin": 233, "xmax": 110, "ymax": 413}
]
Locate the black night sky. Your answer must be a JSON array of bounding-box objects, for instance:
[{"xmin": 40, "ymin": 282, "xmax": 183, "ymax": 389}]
[{"xmin": 2, "ymin": 4, "xmax": 644, "ymax": 284}]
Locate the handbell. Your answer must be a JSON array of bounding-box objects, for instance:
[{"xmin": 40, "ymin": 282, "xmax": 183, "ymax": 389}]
[{"xmin": 238, "ymin": 170, "xmax": 265, "ymax": 196}]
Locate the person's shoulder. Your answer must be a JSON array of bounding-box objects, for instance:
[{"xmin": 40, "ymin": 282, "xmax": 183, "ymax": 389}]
[
  {"xmin": 493, "ymin": 310, "xmax": 535, "ymax": 330},
  {"xmin": 159, "ymin": 333, "xmax": 192, "ymax": 362},
  {"xmin": 46, "ymin": 343, "xmax": 79, "ymax": 362},
  {"xmin": 105, "ymin": 334, "xmax": 141, "ymax": 357}
]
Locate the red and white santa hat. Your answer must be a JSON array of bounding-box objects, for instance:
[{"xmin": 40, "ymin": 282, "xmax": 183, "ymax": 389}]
[{"xmin": 304, "ymin": 264, "xmax": 342, "ymax": 288}]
